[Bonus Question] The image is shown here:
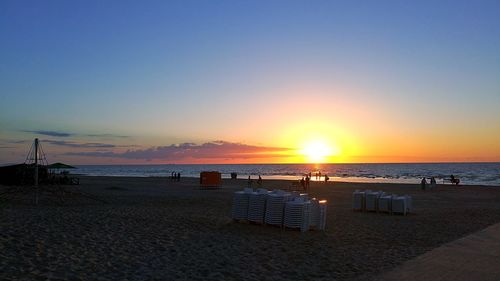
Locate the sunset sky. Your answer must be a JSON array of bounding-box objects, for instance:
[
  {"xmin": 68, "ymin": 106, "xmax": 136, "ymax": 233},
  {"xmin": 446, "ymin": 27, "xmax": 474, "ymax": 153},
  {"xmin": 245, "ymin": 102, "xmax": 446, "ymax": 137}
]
[{"xmin": 1, "ymin": 0, "xmax": 499, "ymax": 164}]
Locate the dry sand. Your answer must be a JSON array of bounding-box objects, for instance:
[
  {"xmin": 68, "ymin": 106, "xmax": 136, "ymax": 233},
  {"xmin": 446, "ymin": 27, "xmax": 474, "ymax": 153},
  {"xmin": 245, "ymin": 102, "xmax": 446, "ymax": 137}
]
[{"xmin": 1, "ymin": 177, "xmax": 500, "ymax": 280}]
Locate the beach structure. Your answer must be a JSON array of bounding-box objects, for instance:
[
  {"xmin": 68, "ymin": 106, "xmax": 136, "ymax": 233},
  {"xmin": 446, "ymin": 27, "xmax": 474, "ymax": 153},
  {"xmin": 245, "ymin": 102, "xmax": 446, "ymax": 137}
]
[
  {"xmin": 200, "ymin": 171, "xmax": 222, "ymax": 187},
  {"xmin": 47, "ymin": 162, "xmax": 76, "ymax": 171},
  {"xmin": 0, "ymin": 139, "xmax": 49, "ymax": 204},
  {"xmin": 0, "ymin": 139, "xmax": 49, "ymax": 186},
  {"xmin": 0, "ymin": 139, "xmax": 100, "ymax": 205},
  {"xmin": 0, "ymin": 163, "xmax": 48, "ymax": 186},
  {"xmin": 28, "ymin": 138, "xmax": 44, "ymax": 204},
  {"xmin": 0, "ymin": 140, "xmax": 79, "ymax": 187}
]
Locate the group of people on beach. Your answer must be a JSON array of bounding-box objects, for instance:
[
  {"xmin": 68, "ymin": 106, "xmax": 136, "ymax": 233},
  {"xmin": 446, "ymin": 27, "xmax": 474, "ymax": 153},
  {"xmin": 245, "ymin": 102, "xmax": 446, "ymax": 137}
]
[
  {"xmin": 420, "ymin": 177, "xmax": 437, "ymax": 190},
  {"xmin": 421, "ymin": 175, "xmax": 460, "ymax": 190},
  {"xmin": 300, "ymin": 171, "xmax": 330, "ymax": 191},
  {"xmin": 300, "ymin": 175, "xmax": 311, "ymax": 190},
  {"xmin": 246, "ymin": 172, "xmax": 330, "ymax": 191},
  {"xmin": 247, "ymin": 175, "xmax": 262, "ymax": 188},
  {"xmin": 170, "ymin": 172, "xmax": 181, "ymax": 181}
]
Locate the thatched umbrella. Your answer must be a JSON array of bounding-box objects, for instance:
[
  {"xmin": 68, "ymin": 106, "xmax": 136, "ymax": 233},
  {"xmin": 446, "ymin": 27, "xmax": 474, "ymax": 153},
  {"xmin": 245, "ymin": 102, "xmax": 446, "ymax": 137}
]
[
  {"xmin": 47, "ymin": 163, "xmax": 76, "ymax": 175},
  {"xmin": 47, "ymin": 163, "xmax": 76, "ymax": 169}
]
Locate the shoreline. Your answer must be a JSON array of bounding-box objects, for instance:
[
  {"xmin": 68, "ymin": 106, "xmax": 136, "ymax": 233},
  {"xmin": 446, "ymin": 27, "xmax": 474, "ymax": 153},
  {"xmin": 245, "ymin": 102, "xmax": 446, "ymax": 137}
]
[{"xmin": 74, "ymin": 175, "xmax": 500, "ymax": 188}]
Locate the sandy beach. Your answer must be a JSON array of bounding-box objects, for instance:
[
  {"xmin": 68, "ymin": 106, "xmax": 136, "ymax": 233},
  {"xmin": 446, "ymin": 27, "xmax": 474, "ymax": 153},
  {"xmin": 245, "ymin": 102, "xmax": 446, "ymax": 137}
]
[{"xmin": 1, "ymin": 177, "xmax": 500, "ymax": 280}]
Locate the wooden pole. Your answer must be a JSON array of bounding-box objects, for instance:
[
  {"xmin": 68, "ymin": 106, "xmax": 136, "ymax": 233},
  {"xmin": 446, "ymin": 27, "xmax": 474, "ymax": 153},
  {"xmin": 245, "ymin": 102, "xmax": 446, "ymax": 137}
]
[{"xmin": 34, "ymin": 138, "xmax": 39, "ymax": 205}]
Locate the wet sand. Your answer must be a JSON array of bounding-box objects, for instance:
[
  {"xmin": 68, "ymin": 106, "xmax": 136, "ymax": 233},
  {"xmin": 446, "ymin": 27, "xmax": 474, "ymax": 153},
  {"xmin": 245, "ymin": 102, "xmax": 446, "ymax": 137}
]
[{"xmin": 1, "ymin": 176, "xmax": 500, "ymax": 280}]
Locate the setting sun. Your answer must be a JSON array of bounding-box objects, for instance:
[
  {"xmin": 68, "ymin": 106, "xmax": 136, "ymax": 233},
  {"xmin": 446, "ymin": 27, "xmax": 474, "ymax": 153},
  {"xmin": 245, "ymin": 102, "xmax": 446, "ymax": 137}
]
[{"xmin": 300, "ymin": 139, "xmax": 340, "ymax": 163}]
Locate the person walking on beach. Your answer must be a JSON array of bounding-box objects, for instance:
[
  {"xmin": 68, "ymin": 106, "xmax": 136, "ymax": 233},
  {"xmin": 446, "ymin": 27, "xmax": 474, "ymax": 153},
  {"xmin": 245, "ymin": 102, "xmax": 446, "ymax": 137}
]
[
  {"xmin": 305, "ymin": 175, "xmax": 310, "ymax": 190},
  {"xmin": 318, "ymin": 171, "xmax": 322, "ymax": 180},
  {"xmin": 324, "ymin": 174, "xmax": 329, "ymax": 183},
  {"xmin": 257, "ymin": 175, "xmax": 262, "ymax": 187},
  {"xmin": 177, "ymin": 172, "xmax": 181, "ymax": 181},
  {"xmin": 430, "ymin": 177, "xmax": 436, "ymax": 188},
  {"xmin": 300, "ymin": 177, "xmax": 305, "ymax": 190},
  {"xmin": 247, "ymin": 176, "xmax": 252, "ymax": 188},
  {"xmin": 421, "ymin": 177, "xmax": 427, "ymax": 190}
]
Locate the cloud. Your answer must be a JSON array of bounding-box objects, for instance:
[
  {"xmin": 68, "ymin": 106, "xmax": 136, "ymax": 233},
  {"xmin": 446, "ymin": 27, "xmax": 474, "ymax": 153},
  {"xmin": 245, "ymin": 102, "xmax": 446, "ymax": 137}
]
[
  {"xmin": 85, "ymin": 134, "xmax": 129, "ymax": 138},
  {"xmin": 0, "ymin": 140, "xmax": 28, "ymax": 144},
  {"xmin": 43, "ymin": 140, "xmax": 117, "ymax": 148},
  {"xmin": 23, "ymin": 130, "xmax": 73, "ymax": 137},
  {"xmin": 65, "ymin": 141, "xmax": 292, "ymax": 160},
  {"xmin": 22, "ymin": 130, "xmax": 129, "ymax": 139}
]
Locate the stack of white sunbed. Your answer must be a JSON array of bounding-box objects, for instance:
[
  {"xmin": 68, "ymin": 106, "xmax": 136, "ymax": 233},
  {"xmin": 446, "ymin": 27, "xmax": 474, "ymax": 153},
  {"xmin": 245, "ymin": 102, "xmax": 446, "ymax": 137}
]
[
  {"xmin": 308, "ymin": 198, "xmax": 328, "ymax": 230},
  {"xmin": 284, "ymin": 196, "xmax": 311, "ymax": 232},
  {"xmin": 309, "ymin": 198, "xmax": 320, "ymax": 229},
  {"xmin": 378, "ymin": 194, "xmax": 394, "ymax": 213},
  {"xmin": 265, "ymin": 190, "xmax": 292, "ymax": 226},
  {"xmin": 352, "ymin": 189, "xmax": 412, "ymax": 216},
  {"xmin": 352, "ymin": 190, "xmax": 366, "ymax": 211},
  {"xmin": 391, "ymin": 195, "xmax": 412, "ymax": 215},
  {"xmin": 365, "ymin": 190, "xmax": 385, "ymax": 211},
  {"xmin": 247, "ymin": 188, "xmax": 269, "ymax": 223},
  {"xmin": 231, "ymin": 188, "xmax": 253, "ymax": 220},
  {"xmin": 317, "ymin": 199, "xmax": 328, "ymax": 230},
  {"xmin": 231, "ymin": 188, "xmax": 328, "ymax": 231}
]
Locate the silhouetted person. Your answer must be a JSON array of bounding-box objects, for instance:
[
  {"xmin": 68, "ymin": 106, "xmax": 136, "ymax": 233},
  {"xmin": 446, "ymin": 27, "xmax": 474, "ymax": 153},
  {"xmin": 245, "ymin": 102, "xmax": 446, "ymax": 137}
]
[
  {"xmin": 257, "ymin": 175, "xmax": 262, "ymax": 187},
  {"xmin": 300, "ymin": 177, "xmax": 305, "ymax": 190},
  {"xmin": 177, "ymin": 172, "xmax": 181, "ymax": 181},
  {"xmin": 430, "ymin": 177, "xmax": 436, "ymax": 188},
  {"xmin": 421, "ymin": 177, "xmax": 427, "ymax": 190},
  {"xmin": 324, "ymin": 174, "xmax": 329, "ymax": 182},
  {"xmin": 318, "ymin": 171, "xmax": 322, "ymax": 180},
  {"xmin": 247, "ymin": 176, "xmax": 252, "ymax": 188},
  {"xmin": 450, "ymin": 174, "xmax": 460, "ymax": 185},
  {"xmin": 305, "ymin": 175, "xmax": 310, "ymax": 190}
]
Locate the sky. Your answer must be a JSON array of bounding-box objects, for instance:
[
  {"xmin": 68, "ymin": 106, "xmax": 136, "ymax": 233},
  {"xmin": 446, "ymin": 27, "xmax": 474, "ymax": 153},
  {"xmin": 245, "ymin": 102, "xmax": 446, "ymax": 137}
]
[{"xmin": 1, "ymin": 0, "xmax": 499, "ymax": 164}]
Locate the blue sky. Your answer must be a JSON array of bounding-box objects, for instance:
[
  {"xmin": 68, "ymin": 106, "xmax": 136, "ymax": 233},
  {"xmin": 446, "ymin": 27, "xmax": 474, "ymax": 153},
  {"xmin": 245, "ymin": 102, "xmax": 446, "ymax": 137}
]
[{"xmin": 1, "ymin": 0, "xmax": 499, "ymax": 164}]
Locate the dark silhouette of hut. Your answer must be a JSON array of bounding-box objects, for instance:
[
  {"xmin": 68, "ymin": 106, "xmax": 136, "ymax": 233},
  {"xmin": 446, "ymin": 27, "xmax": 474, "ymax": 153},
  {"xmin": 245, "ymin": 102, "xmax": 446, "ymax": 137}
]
[{"xmin": 0, "ymin": 164, "xmax": 48, "ymax": 186}]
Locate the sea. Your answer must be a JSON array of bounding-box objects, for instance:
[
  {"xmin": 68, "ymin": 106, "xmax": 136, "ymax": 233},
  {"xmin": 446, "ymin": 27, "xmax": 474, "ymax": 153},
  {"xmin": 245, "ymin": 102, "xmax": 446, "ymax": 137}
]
[{"xmin": 73, "ymin": 163, "xmax": 500, "ymax": 186}]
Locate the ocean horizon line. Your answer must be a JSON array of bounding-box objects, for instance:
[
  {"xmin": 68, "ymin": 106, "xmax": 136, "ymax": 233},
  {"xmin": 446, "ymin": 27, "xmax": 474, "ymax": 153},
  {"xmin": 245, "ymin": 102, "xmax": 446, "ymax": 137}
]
[{"xmin": 3, "ymin": 161, "xmax": 499, "ymax": 166}]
